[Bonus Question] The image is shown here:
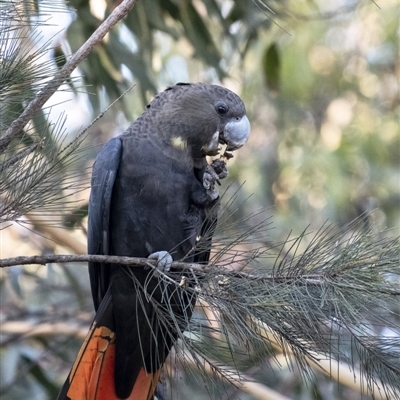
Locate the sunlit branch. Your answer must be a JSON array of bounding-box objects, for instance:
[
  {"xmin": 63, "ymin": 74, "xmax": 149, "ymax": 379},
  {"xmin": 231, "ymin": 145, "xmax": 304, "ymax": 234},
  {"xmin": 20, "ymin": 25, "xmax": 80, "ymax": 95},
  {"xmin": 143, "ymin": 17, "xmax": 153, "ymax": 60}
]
[{"xmin": 0, "ymin": 0, "xmax": 139, "ymax": 152}]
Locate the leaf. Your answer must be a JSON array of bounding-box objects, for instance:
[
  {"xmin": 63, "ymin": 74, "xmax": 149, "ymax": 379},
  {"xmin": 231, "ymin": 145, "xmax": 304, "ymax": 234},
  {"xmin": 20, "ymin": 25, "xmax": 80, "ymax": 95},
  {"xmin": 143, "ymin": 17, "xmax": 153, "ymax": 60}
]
[
  {"xmin": 53, "ymin": 44, "xmax": 77, "ymax": 94},
  {"xmin": 8, "ymin": 267, "xmax": 24, "ymax": 298},
  {"xmin": 179, "ymin": 1, "xmax": 224, "ymax": 77},
  {"xmin": 107, "ymin": 30, "xmax": 157, "ymax": 102},
  {"xmin": 59, "ymin": 263, "xmax": 87, "ymax": 310},
  {"xmin": 226, "ymin": 0, "xmax": 247, "ymax": 24},
  {"xmin": 125, "ymin": 1, "xmax": 153, "ymax": 58},
  {"xmin": 22, "ymin": 355, "xmax": 59, "ymax": 398},
  {"xmin": 1, "ymin": 345, "xmax": 21, "ymax": 387},
  {"xmin": 142, "ymin": 0, "xmax": 180, "ymax": 38},
  {"xmin": 53, "ymin": 45, "xmax": 67, "ymax": 70},
  {"xmin": 32, "ymin": 108, "xmax": 60, "ymax": 160},
  {"xmin": 263, "ymin": 42, "xmax": 281, "ymax": 93},
  {"xmin": 62, "ymin": 203, "xmax": 88, "ymax": 229},
  {"xmin": 161, "ymin": 0, "xmax": 181, "ymax": 21}
]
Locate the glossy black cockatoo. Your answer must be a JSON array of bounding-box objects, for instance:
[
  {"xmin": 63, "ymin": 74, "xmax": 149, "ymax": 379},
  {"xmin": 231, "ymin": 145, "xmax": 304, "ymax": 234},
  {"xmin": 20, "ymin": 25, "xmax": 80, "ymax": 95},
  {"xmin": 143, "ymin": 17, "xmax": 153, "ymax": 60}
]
[{"xmin": 57, "ymin": 82, "xmax": 250, "ymax": 400}]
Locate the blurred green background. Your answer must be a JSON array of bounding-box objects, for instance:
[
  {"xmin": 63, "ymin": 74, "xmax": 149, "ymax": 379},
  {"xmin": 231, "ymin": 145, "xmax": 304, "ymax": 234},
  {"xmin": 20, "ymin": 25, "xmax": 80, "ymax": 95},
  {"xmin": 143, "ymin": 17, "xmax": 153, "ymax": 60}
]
[{"xmin": 1, "ymin": 0, "xmax": 399, "ymax": 399}]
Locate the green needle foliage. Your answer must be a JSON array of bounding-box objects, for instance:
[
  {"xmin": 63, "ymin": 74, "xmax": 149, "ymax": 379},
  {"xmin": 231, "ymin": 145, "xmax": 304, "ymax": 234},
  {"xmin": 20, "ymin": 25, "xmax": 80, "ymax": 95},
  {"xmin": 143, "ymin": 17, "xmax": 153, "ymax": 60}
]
[
  {"xmin": 1, "ymin": 1, "xmax": 399, "ymax": 400},
  {"xmin": 145, "ymin": 198, "xmax": 400, "ymax": 399},
  {"xmin": 0, "ymin": 1, "xmax": 89, "ymax": 225}
]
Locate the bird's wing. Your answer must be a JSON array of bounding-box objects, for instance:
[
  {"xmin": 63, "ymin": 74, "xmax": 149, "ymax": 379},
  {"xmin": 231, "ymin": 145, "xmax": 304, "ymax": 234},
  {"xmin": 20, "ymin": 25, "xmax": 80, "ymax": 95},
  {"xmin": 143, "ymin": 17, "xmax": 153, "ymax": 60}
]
[{"xmin": 87, "ymin": 137, "xmax": 122, "ymax": 310}]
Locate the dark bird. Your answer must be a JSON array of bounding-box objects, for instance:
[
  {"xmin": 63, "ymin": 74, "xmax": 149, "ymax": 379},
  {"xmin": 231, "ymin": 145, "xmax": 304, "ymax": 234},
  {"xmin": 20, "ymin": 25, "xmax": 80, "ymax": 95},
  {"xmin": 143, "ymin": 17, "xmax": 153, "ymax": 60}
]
[{"xmin": 57, "ymin": 82, "xmax": 250, "ymax": 400}]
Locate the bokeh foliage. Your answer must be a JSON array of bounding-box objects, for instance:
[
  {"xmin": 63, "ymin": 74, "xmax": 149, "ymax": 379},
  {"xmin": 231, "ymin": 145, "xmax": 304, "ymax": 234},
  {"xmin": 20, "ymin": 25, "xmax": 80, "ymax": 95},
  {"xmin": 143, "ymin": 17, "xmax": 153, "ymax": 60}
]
[{"xmin": 1, "ymin": 0, "xmax": 399, "ymax": 399}]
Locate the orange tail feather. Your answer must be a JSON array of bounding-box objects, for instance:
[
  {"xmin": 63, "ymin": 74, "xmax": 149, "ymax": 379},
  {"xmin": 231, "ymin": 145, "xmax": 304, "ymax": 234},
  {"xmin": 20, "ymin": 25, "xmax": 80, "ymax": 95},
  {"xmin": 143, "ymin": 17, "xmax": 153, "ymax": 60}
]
[{"xmin": 58, "ymin": 293, "xmax": 160, "ymax": 400}]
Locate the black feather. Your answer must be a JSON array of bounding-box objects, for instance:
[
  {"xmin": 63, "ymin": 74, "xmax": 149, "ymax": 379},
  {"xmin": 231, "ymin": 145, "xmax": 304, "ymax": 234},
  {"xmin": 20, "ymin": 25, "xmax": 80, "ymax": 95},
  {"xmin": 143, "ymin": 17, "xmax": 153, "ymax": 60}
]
[{"xmin": 86, "ymin": 83, "xmax": 248, "ymax": 398}]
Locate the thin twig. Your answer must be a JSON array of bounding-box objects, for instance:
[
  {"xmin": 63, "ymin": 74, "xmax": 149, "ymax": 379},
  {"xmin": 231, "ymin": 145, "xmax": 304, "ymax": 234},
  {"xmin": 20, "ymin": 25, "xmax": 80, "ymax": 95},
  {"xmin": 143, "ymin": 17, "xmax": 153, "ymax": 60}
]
[
  {"xmin": 0, "ymin": 0, "xmax": 139, "ymax": 152},
  {"xmin": 257, "ymin": 321, "xmax": 392, "ymax": 400},
  {"xmin": 0, "ymin": 143, "xmax": 40, "ymax": 172},
  {"xmin": 1, "ymin": 253, "xmax": 399, "ymax": 295},
  {"xmin": 180, "ymin": 350, "xmax": 293, "ymax": 400}
]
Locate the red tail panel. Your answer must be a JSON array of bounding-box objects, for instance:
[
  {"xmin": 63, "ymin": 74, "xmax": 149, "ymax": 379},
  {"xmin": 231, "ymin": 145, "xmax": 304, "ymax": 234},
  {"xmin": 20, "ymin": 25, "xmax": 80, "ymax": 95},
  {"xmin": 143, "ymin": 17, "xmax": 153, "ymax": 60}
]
[
  {"xmin": 128, "ymin": 368, "xmax": 160, "ymax": 400},
  {"xmin": 66, "ymin": 326, "xmax": 115, "ymax": 399},
  {"xmin": 61, "ymin": 324, "xmax": 159, "ymax": 400}
]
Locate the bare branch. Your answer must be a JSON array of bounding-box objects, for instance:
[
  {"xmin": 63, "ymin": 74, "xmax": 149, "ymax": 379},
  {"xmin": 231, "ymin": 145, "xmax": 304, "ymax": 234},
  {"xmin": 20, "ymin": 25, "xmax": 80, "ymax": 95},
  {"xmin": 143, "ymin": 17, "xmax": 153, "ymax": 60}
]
[
  {"xmin": 2, "ymin": 253, "xmax": 399, "ymax": 296},
  {"xmin": 0, "ymin": 253, "xmax": 207, "ymax": 270},
  {"xmin": 0, "ymin": 0, "xmax": 139, "ymax": 152},
  {"xmin": 1, "ymin": 320, "xmax": 89, "ymax": 343}
]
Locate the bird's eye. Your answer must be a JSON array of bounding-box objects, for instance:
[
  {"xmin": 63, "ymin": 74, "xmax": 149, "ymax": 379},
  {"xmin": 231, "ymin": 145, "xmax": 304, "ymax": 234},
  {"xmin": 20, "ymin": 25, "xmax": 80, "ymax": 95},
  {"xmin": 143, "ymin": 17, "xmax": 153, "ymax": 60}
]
[{"xmin": 216, "ymin": 103, "xmax": 229, "ymax": 115}]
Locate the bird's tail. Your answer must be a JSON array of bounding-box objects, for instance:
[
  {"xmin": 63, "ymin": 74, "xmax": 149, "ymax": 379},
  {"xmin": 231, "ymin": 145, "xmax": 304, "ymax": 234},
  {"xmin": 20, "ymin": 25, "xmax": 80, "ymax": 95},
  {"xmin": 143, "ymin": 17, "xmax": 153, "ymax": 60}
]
[{"xmin": 57, "ymin": 288, "xmax": 160, "ymax": 400}]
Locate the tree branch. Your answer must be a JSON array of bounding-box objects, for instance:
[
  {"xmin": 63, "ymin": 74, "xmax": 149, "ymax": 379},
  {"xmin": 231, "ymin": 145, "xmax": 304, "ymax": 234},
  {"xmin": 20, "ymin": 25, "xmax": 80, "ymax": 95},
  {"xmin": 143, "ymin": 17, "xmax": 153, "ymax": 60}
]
[
  {"xmin": 1, "ymin": 253, "xmax": 399, "ymax": 295},
  {"xmin": 0, "ymin": 253, "xmax": 207, "ymax": 271},
  {"xmin": 0, "ymin": 0, "xmax": 139, "ymax": 152}
]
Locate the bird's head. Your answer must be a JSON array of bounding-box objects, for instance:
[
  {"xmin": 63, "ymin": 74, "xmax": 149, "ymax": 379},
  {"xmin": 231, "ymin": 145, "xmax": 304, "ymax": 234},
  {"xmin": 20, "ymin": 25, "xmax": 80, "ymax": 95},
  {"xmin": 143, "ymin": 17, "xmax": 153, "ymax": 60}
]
[{"xmin": 146, "ymin": 83, "xmax": 250, "ymax": 159}]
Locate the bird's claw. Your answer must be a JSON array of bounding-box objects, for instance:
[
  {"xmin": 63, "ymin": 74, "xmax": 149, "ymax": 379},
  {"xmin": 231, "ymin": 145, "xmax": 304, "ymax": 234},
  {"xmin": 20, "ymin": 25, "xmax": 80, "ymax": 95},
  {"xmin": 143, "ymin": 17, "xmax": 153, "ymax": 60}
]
[
  {"xmin": 203, "ymin": 168, "xmax": 219, "ymax": 201},
  {"xmin": 148, "ymin": 251, "xmax": 173, "ymax": 272},
  {"xmin": 203, "ymin": 160, "xmax": 228, "ymax": 200},
  {"xmin": 203, "ymin": 166, "xmax": 220, "ymax": 189},
  {"xmin": 210, "ymin": 159, "xmax": 228, "ymax": 180}
]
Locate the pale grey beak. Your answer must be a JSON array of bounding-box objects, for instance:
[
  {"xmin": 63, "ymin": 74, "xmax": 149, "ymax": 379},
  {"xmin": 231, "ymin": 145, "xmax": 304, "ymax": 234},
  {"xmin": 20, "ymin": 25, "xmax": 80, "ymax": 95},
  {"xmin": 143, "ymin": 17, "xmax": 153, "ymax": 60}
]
[{"xmin": 221, "ymin": 115, "xmax": 251, "ymax": 151}]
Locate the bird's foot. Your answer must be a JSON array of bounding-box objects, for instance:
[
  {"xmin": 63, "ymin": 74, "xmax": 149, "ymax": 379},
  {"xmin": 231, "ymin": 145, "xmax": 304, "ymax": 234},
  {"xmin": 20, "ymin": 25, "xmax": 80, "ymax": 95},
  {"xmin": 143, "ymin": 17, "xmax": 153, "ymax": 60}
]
[
  {"xmin": 203, "ymin": 165, "xmax": 219, "ymax": 192},
  {"xmin": 148, "ymin": 251, "xmax": 173, "ymax": 272},
  {"xmin": 203, "ymin": 160, "xmax": 228, "ymax": 200},
  {"xmin": 210, "ymin": 158, "xmax": 228, "ymax": 180}
]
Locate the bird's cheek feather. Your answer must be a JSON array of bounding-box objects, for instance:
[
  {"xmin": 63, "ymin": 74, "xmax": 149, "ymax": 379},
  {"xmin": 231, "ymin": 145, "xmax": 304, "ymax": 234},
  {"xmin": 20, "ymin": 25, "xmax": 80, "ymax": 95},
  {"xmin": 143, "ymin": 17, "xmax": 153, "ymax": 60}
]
[{"xmin": 221, "ymin": 115, "xmax": 251, "ymax": 150}]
